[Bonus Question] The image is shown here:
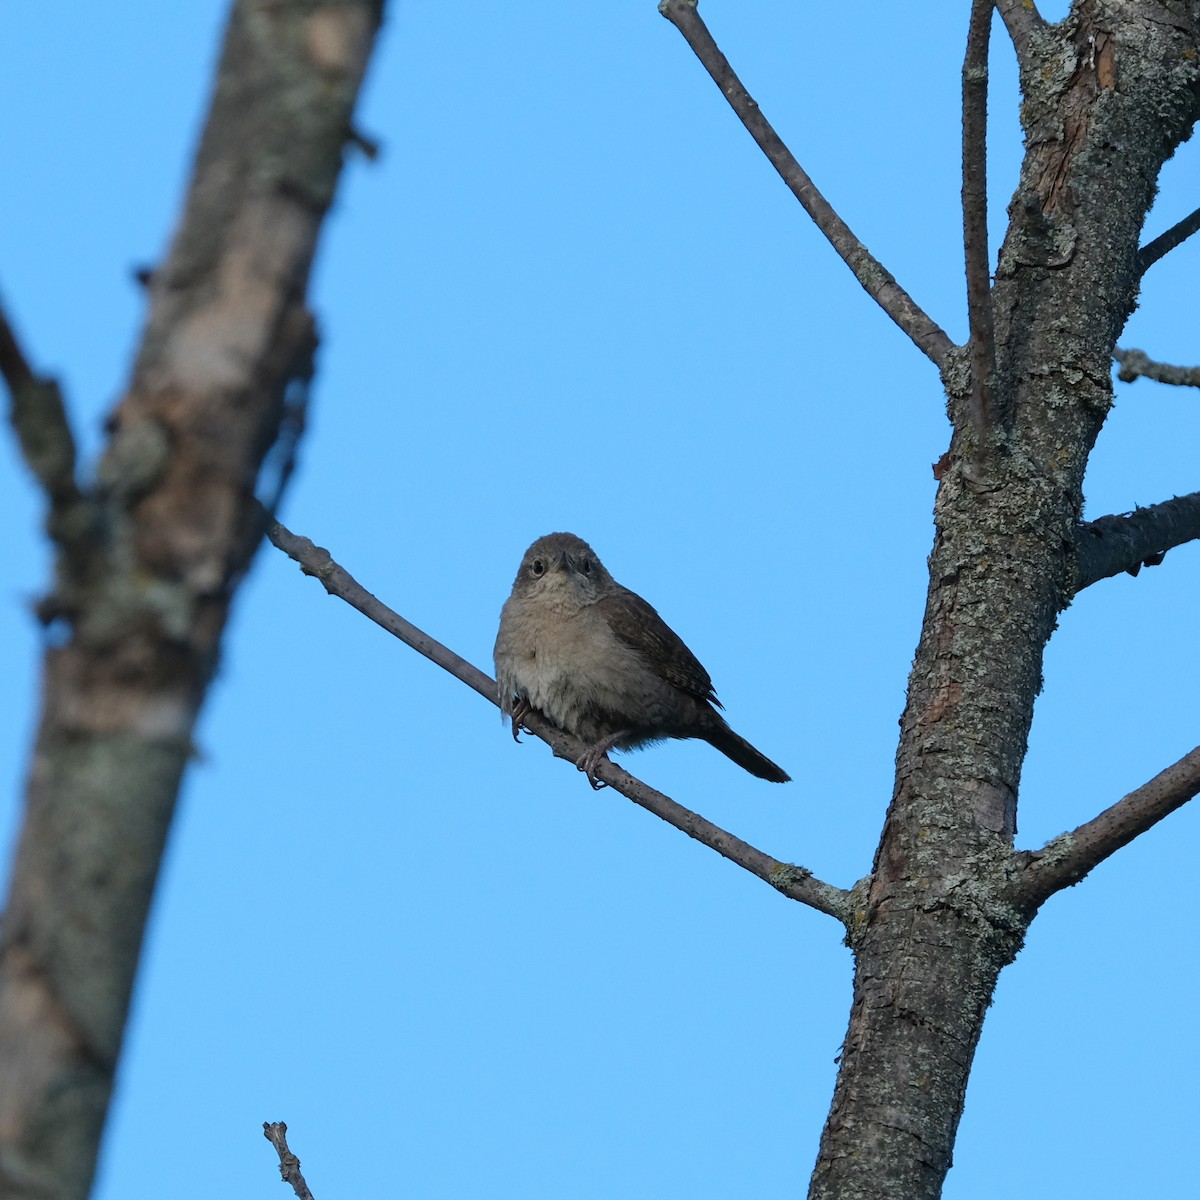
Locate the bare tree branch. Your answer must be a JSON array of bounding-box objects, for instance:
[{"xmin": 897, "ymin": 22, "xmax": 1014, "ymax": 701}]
[
  {"xmin": 1114, "ymin": 347, "xmax": 1200, "ymax": 388},
  {"xmin": 0, "ymin": 5, "xmax": 384, "ymax": 1198},
  {"xmin": 1, "ymin": 322, "xmax": 103, "ymax": 629},
  {"xmin": 962, "ymin": 0, "xmax": 996, "ymax": 432},
  {"xmin": 1014, "ymin": 746, "xmax": 1200, "ymax": 908},
  {"xmin": 0, "ymin": 296, "xmax": 36, "ymax": 393},
  {"xmin": 0, "ymin": 297, "xmax": 93, "ymax": 556},
  {"xmin": 657, "ymin": 0, "xmax": 954, "ymax": 370},
  {"xmin": 1137, "ymin": 203, "xmax": 1200, "ymax": 275},
  {"xmin": 1073, "ymin": 492, "xmax": 1200, "ymax": 591},
  {"xmin": 267, "ymin": 518, "xmax": 851, "ymax": 923},
  {"xmin": 267, "ymin": 518, "xmax": 497, "ymax": 702},
  {"xmin": 995, "ymin": 0, "xmax": 1045, "ymax": 62},
  {"xmin": 263, "ymin": 1123, "xmax": 317, "ymax": 1200}
]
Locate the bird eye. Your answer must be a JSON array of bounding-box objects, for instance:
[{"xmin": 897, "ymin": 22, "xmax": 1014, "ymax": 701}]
[
  {"xmin": 531, "ymin": 558, "xmax": 545, "ymax": 577},
  {"xmin": 579, "ymin": 558, "xmax": 593, "ymax": 575}
]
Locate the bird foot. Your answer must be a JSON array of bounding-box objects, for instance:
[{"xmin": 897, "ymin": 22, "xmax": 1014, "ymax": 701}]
[
  {"xmin": 508, "ymin": 698, "xmax": 533, "ymax": 742},
  {"xmin": 576, "ymin": 733, "xmax": 630, "ymax": 790},
  {"xmin": 576, "ymin": 752, "xmax": 609, "ymax": 790}
]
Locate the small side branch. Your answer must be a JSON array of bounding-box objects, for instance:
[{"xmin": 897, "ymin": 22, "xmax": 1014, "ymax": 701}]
[
  {"xmin": 0, "ymin": 297, "xmax": 81, "ymax": 507},
  {"xmin": 267, "ymin": 519, "xmax": 850, "ymax": 924},
  {"xmin": 1015, "ymin": 746, "xmax": 1200, "ymax": 908},
  {"xmin": 1137, "ymin": 204, "xmax": 1200, "ymax": 276},
  {"xmin": 263, "ymin": 1123, "xmax": 316, "ymax": 1200},
  {"xmin": 962, "ymin": 0, "xmax": 996, "ymax": 432},
  {"xmin": 1, "ymin": 295, "xmax": 99, "ymax": 588},
  {"xmin": 995, "ymin": 0, "xmax": 1044, "ymax": 63},
  {"xmin": 1114, "ymin": 347, "xmax": 1200, "ymax": 388},
  {"xmin": 658, "ymin": 0, "xmax": 953, "ymax": 370},
  {"xmin": 1073, "ymin": 492, "xmax": 1200, "ymax": 591}
]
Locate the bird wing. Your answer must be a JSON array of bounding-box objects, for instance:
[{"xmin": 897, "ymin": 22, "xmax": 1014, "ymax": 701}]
[{"xmin": 596, "ymin": 588, "xmax": 721, "ymax": 708}]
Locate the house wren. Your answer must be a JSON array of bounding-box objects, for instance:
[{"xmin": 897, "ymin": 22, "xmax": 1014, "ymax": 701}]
[{"xmin": 494, "ymin": 532, "xmax": 790, "ymax": 785}]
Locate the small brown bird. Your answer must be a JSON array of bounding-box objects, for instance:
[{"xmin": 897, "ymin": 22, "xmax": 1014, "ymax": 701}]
[{"xmin": 494, "ymin": 532, "xmax": 790, "ymax": 786}]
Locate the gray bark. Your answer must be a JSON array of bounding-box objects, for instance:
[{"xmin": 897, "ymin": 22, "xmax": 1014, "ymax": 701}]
[
  {"xmin": 3, "ymin": 3, "xmax": 1198, "ymax": 1198},
  {"xmin": 811, "ymin": 3, "xmax": 1200, "ymax": 1196},
  {"xmin": 0, "ymin": 3, "xmax": 383, "ymax": 1197}
]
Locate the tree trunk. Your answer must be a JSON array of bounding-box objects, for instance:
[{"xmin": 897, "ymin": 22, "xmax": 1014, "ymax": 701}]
[
  {"xmin": 0, "ymin": 4, "xmax": 382, "ymax": 1197},
  {"xmin": 810, "ymin": 4, "xmax": 1199, "ymax": 1195}
]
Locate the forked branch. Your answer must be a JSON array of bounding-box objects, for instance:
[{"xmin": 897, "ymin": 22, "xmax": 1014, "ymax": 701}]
[
  {"xmin": 658, "ymin": 0, "xmax": 953, "ymax": 370},
  {"xmin": 267, "ymin": 519, "xmax": 851, "ymax": 923},
  {"xmin": 1015, "ymin": 746, "xmax": 1200, "ymax": 908},
  {"xmin": 995, "ymin": 0, "xmax": 1045, "ymax": 63},
  {"xmin": 1073, "ymin": 493, "xmax": 1200, "ymax": 590}
]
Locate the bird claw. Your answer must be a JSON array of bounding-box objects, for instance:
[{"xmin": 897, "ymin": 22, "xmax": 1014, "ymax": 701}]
[
  {"xmin": 508, "ymin": 698, "xmax": 533, "ymax": 742},
  {"xmin": 577, "ymin": 729, "xmax": 631, "ymax": 789},
  {"xmin": 577, "ymin": 739, "xmax": 622, "ymax": 790},
  {"xmin": 576, "ymin": 756, "xmax": 609, "ymax": 790}
]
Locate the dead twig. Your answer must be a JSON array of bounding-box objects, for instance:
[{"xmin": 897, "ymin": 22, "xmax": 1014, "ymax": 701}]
[
  {"xmin": 658, "ymin": 0, "xmax": 954, "ymax": 370},
  {"xmin": 263, "ymin": 1123, "xmax": 317, "ymax": 1200}
]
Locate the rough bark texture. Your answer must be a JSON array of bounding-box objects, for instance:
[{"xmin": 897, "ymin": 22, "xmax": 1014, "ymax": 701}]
[
  {"xmin": 0, "ymin": 3, "xmax": 383, "ymax": 1198},
  {"xmin": 810, "ymin": 3, "xmax": 1200, "ymax": 1197},
  {"xmin": 4, "ymin": 3, "xmax": 1198, "ymax": 1199}
]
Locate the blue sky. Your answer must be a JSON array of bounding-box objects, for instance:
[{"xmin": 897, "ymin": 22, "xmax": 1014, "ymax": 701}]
[{"xmin": 2, "ymin": 3, "xmax": 1197, "ymax": 1197}]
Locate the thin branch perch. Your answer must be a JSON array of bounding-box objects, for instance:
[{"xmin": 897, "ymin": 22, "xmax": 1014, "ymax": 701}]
[
  {"xmin": 658, "ymin": 0, "xmax": 954, "ymax": 370},
  {"xmin": 267, "ymin": 518, "xmax": 497, "ymax": 703},
  {"xmin": 267, "ymin": 519, "xmax": 850, "ymax": 923},
  {"xmin": 1073, "ymin": 492, "xmax": 1200, "ymax": 591},
  {"xmin": 962, "ymin": 0, "xmax": 996, "ymax": 432},
  {"xmin": 1015, "ymin": 746, "xmax": 1200, "ymax": 907}
]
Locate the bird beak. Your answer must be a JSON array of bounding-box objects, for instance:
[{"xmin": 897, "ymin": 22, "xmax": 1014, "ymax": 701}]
[{"xmin": 555, "ymin": 549, "xmax": 573, "ymax": 574}]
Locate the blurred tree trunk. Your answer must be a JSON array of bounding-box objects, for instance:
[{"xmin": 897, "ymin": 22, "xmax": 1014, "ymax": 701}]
[{"xmin": 0, "ymin": 3, "xmax": 383, "ymax": 1197}]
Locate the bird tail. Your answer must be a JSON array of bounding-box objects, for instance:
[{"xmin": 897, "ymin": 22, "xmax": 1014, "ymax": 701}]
[{"xmin": 704, "ymin": 722, "xmax": 791, "ymax": 783}]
